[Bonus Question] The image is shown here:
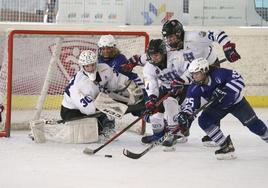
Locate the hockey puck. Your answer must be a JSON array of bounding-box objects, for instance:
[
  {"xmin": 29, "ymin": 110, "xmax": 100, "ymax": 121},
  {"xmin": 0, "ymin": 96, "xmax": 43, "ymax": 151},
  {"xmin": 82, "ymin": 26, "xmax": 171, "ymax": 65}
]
[{"xmin": 105, "ymin": 154, "xmax": 113, "ymax": 158}]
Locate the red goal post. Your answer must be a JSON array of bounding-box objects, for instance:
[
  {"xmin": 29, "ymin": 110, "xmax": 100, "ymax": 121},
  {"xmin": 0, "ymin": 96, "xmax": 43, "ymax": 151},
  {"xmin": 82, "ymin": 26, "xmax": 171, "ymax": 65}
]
[{"xmin": 0, "ymin": 30, "xmax": 149, "ymax": 137}]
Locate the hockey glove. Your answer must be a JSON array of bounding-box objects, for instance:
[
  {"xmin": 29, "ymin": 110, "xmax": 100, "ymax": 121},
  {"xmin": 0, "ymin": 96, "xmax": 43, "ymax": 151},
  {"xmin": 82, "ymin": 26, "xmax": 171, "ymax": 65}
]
[
  {"xmin": 211, "ymin": 87, "xmax": 228, "ymax": 106},
  {"xmin": 121, "ymin": 54, "xmax": 140, "ymax": 72},
  {"xmin": 145, "ymin": 95, "xmax": 159, "ymax": 114},
  {"xmin": 170, "ymin": 79, "xmax": 185, "ymax": 97},
  {"xmin": 175, "ymin": 111, "xmax": 193, "ymax": 129},
  {"xmin": 0, "ymin": 104, "xmax": 4, "ymax": 123},
  {"xmin": 223, "ymin": 42, "xmax": 241, "ymax": 62}
]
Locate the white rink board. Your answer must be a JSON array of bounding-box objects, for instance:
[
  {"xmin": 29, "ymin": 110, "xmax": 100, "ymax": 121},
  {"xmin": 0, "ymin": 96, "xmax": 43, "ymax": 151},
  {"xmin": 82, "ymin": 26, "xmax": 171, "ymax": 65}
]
[{"xmin": 0, "ymin": 24, "xmax": 268, "ymax": 96}]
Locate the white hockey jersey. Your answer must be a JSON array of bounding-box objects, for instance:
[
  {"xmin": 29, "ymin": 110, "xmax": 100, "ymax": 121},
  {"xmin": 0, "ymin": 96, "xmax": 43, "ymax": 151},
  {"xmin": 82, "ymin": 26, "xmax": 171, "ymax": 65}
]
[
  {"xmin": 143, "ymin": 50, "xmax": 191, "ymax": 97},
  {"xmin": 168, "ymin": 30, "xmax": 231, "ymax": 65},
  {"xmin": 62, "ymin": 63, "xmax": 129, "ymax": 115}
]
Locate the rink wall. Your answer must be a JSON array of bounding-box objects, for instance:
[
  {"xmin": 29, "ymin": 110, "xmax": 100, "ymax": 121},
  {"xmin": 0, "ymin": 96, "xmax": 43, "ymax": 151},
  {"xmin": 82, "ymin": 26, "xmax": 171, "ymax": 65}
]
[{"xmin": 0, "ymin": 23, "xmax": 267, "ymax": 107}]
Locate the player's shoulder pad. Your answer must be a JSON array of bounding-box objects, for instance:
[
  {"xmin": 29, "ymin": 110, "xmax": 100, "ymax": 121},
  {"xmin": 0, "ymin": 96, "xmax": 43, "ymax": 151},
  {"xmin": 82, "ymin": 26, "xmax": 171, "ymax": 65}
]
[
  {"xmin": 115, "ymin": 53, "xmax": 127, "ymax": 61},
  {"xmin": 184, "ymin": 30, "xmax": 207, "ymax": 42},
  {"xmin": 167, "ymin": 50, "xmax": 184, "ymax": 61},
  {"xmin": 143, "ymin": 62, "xmax": 156, "ymax": 75},
  {"xmin": 97, "ymin": 63, "xmax": 112, "ymax": 72}
]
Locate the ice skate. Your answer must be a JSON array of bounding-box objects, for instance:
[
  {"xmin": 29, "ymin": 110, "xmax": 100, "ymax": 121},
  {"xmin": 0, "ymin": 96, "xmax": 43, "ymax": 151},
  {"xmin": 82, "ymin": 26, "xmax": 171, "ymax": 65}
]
[
  {"xmin": 141, "ymin": 131, "xmax": 164, "ymax": 144},
  {"xmin": 202, "ymin": 135, "xmax": 217, "ymax": 147},
  {"xmin": 215, "ymin": 135, "xmax": 237, "ymax": 160},
  {"xmin": 162, "ymin": 132, "xmax": 177, "ymax": 152}
]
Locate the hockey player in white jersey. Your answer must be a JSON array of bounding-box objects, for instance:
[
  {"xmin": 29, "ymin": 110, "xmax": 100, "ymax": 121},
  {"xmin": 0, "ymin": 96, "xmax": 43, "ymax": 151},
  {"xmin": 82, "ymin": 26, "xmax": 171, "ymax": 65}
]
[
  {"xmin": 161, "ymin": 19, "xmax": 241, "ymax": 65},
  {"xmin": 30, "ymin": 50, "xmax": 142, "ymax": 144},
  {"xmin": 141, "ymin": 39, "xmax": 191, "ymax": 149},
  {"xmin": 122, "ymin": 19, "xmax": 241, "ymax": 73}
]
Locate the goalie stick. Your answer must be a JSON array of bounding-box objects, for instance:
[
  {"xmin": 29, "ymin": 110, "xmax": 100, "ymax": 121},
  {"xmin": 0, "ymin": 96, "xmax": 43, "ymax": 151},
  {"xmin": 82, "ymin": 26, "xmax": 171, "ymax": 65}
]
[
  {"xmin": 123, "ymin": 99, "xmax": 215, "ymax": 159},
  {"xmin": 83, "ymin": 92, "xmax": 171, "ymax": 155},
  {"xmin": 55, "ymin": 111, "xmax": 103, "ymax": 124}
]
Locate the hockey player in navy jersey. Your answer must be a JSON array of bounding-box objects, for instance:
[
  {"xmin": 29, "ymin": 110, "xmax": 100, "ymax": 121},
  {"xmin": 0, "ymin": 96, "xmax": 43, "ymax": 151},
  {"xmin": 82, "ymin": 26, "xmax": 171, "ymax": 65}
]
[
  {"xmin": 98, "ymin": 35, "xmax": 145, "ymax": 90},
  {"xmin": 175, "ymin": 58, "xmax": 268, "ymax": 159},
  {"xmin": 98, "ymin": 35, "xmax": 146, "ymax": 116}
]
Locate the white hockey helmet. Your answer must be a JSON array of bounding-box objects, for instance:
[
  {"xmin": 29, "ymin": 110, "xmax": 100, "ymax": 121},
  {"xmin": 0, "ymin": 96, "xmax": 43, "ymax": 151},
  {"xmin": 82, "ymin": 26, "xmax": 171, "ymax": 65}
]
[
  {"xmin": 188, "ymin": 58, "xmax": 209, "ymax": 74},
  {"xmin": 79, "ymin": 50, "xmax": 98, "ymax": 81},
  {"xmin": 97, "ymin": 34, "xmax": 117, "ymax": 48}
]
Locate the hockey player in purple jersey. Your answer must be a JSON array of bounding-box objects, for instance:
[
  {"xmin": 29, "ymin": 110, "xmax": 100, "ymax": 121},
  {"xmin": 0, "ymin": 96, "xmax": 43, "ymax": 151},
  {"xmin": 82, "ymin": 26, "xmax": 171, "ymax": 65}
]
[
  {"xmin": 175, "ymin": 58, "xmax": 268, "ymax": 160},
  {"xmin": 97, "ymin": 35, "xmax": 144, "ymax": 89},
  {"xmin": 97, "ymin": 35, "xmax": 146, "ymax": 115}
]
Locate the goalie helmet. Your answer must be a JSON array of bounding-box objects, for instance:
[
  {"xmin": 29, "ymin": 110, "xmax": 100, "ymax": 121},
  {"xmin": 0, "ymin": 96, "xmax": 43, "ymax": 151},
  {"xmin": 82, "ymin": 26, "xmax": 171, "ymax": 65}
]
[
  {"xmin": 162, "ymin": 19, "xmax": 184, "ymax": 49},
  {"xmin": 79, "ymin": 50, "xmax": 98, "ymax": 81},
  {"xmin": 188, "ymin": 58, "xmax": 209, "ymax": 75}
]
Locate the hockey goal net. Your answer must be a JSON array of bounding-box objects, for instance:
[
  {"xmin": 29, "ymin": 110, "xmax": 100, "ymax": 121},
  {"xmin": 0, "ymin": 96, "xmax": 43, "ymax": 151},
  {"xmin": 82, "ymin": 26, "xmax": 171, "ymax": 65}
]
[{"xmin": 0, "ymin": 30, "xmax": 149, "ymax": 137}]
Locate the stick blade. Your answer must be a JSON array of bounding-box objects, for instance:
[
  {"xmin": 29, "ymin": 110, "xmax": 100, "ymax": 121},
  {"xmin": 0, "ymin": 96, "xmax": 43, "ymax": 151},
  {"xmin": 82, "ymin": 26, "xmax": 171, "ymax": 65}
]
[
  {"xmin": 123, "ymin": 148, "xmax": 143, "ymax": 159},
  {"xmin": 83, "ymin": 147, "xmax": 95, "ymax": 155}
]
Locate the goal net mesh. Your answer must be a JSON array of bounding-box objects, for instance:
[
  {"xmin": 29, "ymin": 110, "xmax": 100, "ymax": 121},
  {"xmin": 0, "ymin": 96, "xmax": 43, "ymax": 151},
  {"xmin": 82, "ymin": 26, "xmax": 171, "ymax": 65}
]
[{"xmin": 0, "ymin": 30, "xmax": 149, "ymax": 137}]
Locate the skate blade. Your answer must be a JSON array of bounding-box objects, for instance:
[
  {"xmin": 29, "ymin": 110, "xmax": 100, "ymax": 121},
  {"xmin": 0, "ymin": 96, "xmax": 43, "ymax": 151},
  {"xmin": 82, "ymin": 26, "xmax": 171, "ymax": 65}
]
[
  {"xmin": 203, "ymin": 141, "xmax": 217, "ymax": 147},
  {"xmin": 162, "ymin": 146, "xmax": 176, "ymax": 152},
  {"xmin": 176, "ymin": 137, "xmax": 188, "ymax": 143},
  {"xmin": 216, "ymin": 152, "xmax": 237, "ymax": 160}
]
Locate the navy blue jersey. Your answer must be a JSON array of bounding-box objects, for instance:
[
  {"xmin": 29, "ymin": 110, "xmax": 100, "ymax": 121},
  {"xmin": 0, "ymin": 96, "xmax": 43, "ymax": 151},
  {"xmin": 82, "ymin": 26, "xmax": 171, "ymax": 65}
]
[
  {"xmin": 184, "ymin": 68, "xmax": 245, "ymax": 114},
  {"xmin": 98, "ymin": 54, "xmax": 139, "ymax": 81}
]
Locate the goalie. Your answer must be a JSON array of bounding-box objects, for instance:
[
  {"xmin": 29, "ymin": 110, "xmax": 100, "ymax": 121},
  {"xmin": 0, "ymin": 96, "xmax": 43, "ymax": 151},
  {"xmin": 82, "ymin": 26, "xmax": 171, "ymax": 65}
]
[{"xmin": 30, "ymin": 50, "xmax": 143, "ymax": 144}]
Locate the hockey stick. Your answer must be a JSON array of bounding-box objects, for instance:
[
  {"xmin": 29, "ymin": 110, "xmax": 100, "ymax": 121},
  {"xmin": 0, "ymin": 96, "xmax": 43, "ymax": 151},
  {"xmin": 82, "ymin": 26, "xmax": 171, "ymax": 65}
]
[
  {"xmin": 55, "ymin": 111, "xmax": 103, "ymax": 124},
  {"xmin": 123, "ymin": 99, "xmax": 215, "ymax": 159},
  {"xmin": 83, "ymin": 92, "xmax": 171, "ymax": 155},
  {"xmin": 219, "ymin": 58, "xmax": 227, "ymax": 64}
]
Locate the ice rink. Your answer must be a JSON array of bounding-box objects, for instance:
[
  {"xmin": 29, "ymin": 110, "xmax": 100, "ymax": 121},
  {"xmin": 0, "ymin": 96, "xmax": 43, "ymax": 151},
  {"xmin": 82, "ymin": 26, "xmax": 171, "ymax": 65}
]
[{"xmin": 1, "ymin": 108, "xmax": 268, "ymax": 188}]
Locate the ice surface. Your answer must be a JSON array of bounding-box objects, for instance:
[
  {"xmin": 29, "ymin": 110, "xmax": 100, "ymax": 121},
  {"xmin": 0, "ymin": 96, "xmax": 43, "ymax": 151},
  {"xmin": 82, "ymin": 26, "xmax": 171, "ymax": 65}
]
[{"xmin": 1, "ymin": 108, "xmax": 268, "ymax": 188}]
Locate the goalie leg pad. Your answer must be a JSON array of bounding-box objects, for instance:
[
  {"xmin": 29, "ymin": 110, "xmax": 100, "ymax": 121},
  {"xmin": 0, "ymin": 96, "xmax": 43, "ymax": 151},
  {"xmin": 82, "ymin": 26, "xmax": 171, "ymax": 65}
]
[
  {"xmin": 30, "ymin": 118, "xmax": 98, "ymax": 144},
  {"xmin": 30, "ymin": 119, "xmax": 46, "ymax": 143}
]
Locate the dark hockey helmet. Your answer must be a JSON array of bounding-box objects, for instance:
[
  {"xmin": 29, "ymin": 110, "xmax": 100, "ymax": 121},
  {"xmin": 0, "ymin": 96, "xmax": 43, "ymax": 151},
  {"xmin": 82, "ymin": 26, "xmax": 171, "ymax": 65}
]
[
  {"xmin": 162, "ymin": 19, "xmax": 184, "ymax": 49},
  {"xmin": 146, "ymin": 39, "xmax": 166, "ymax": 57},
  {"xmin": 146, "ymin": 39, "xmax": 167, "ymax": 68}
]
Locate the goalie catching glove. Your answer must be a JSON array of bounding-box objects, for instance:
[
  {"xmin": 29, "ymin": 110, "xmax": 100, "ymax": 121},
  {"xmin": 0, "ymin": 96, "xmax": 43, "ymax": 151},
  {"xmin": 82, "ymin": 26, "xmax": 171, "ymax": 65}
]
[{"xmin": 109, "ymin": 80, "xmax": 143, "ymax": 105}]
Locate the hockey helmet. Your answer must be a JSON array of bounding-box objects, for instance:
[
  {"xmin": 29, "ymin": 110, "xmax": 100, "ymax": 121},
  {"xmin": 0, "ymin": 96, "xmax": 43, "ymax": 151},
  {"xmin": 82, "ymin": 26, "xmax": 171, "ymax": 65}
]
[
  {"xmin": 98, "ymin": 35, "xmax": 117, "ymax": 48},
  {"xmin": 79, "ymin": 50, "xmax": 98, "ymax": 81},
  {"xmin": 188, "ymin": 58, "xmax": 209, "ymax": 74},
  {"xmin": 162, "ymin": 19, "xmax": 184, "ymax": 49}
]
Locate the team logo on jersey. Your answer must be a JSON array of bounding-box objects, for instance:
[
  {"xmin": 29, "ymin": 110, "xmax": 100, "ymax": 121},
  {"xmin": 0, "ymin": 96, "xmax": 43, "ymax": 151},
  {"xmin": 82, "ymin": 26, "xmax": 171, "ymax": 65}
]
[
  {"xmin": 155, "ymin": 69, "xmax": 160, "ymax": 74},
  {"xmin": 215, "ymin": 77, "xmax": 222, "ymax": 84},
  {"xmin": 199, "ymin": 31, "xmax": 206, "ymax": 37}
]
